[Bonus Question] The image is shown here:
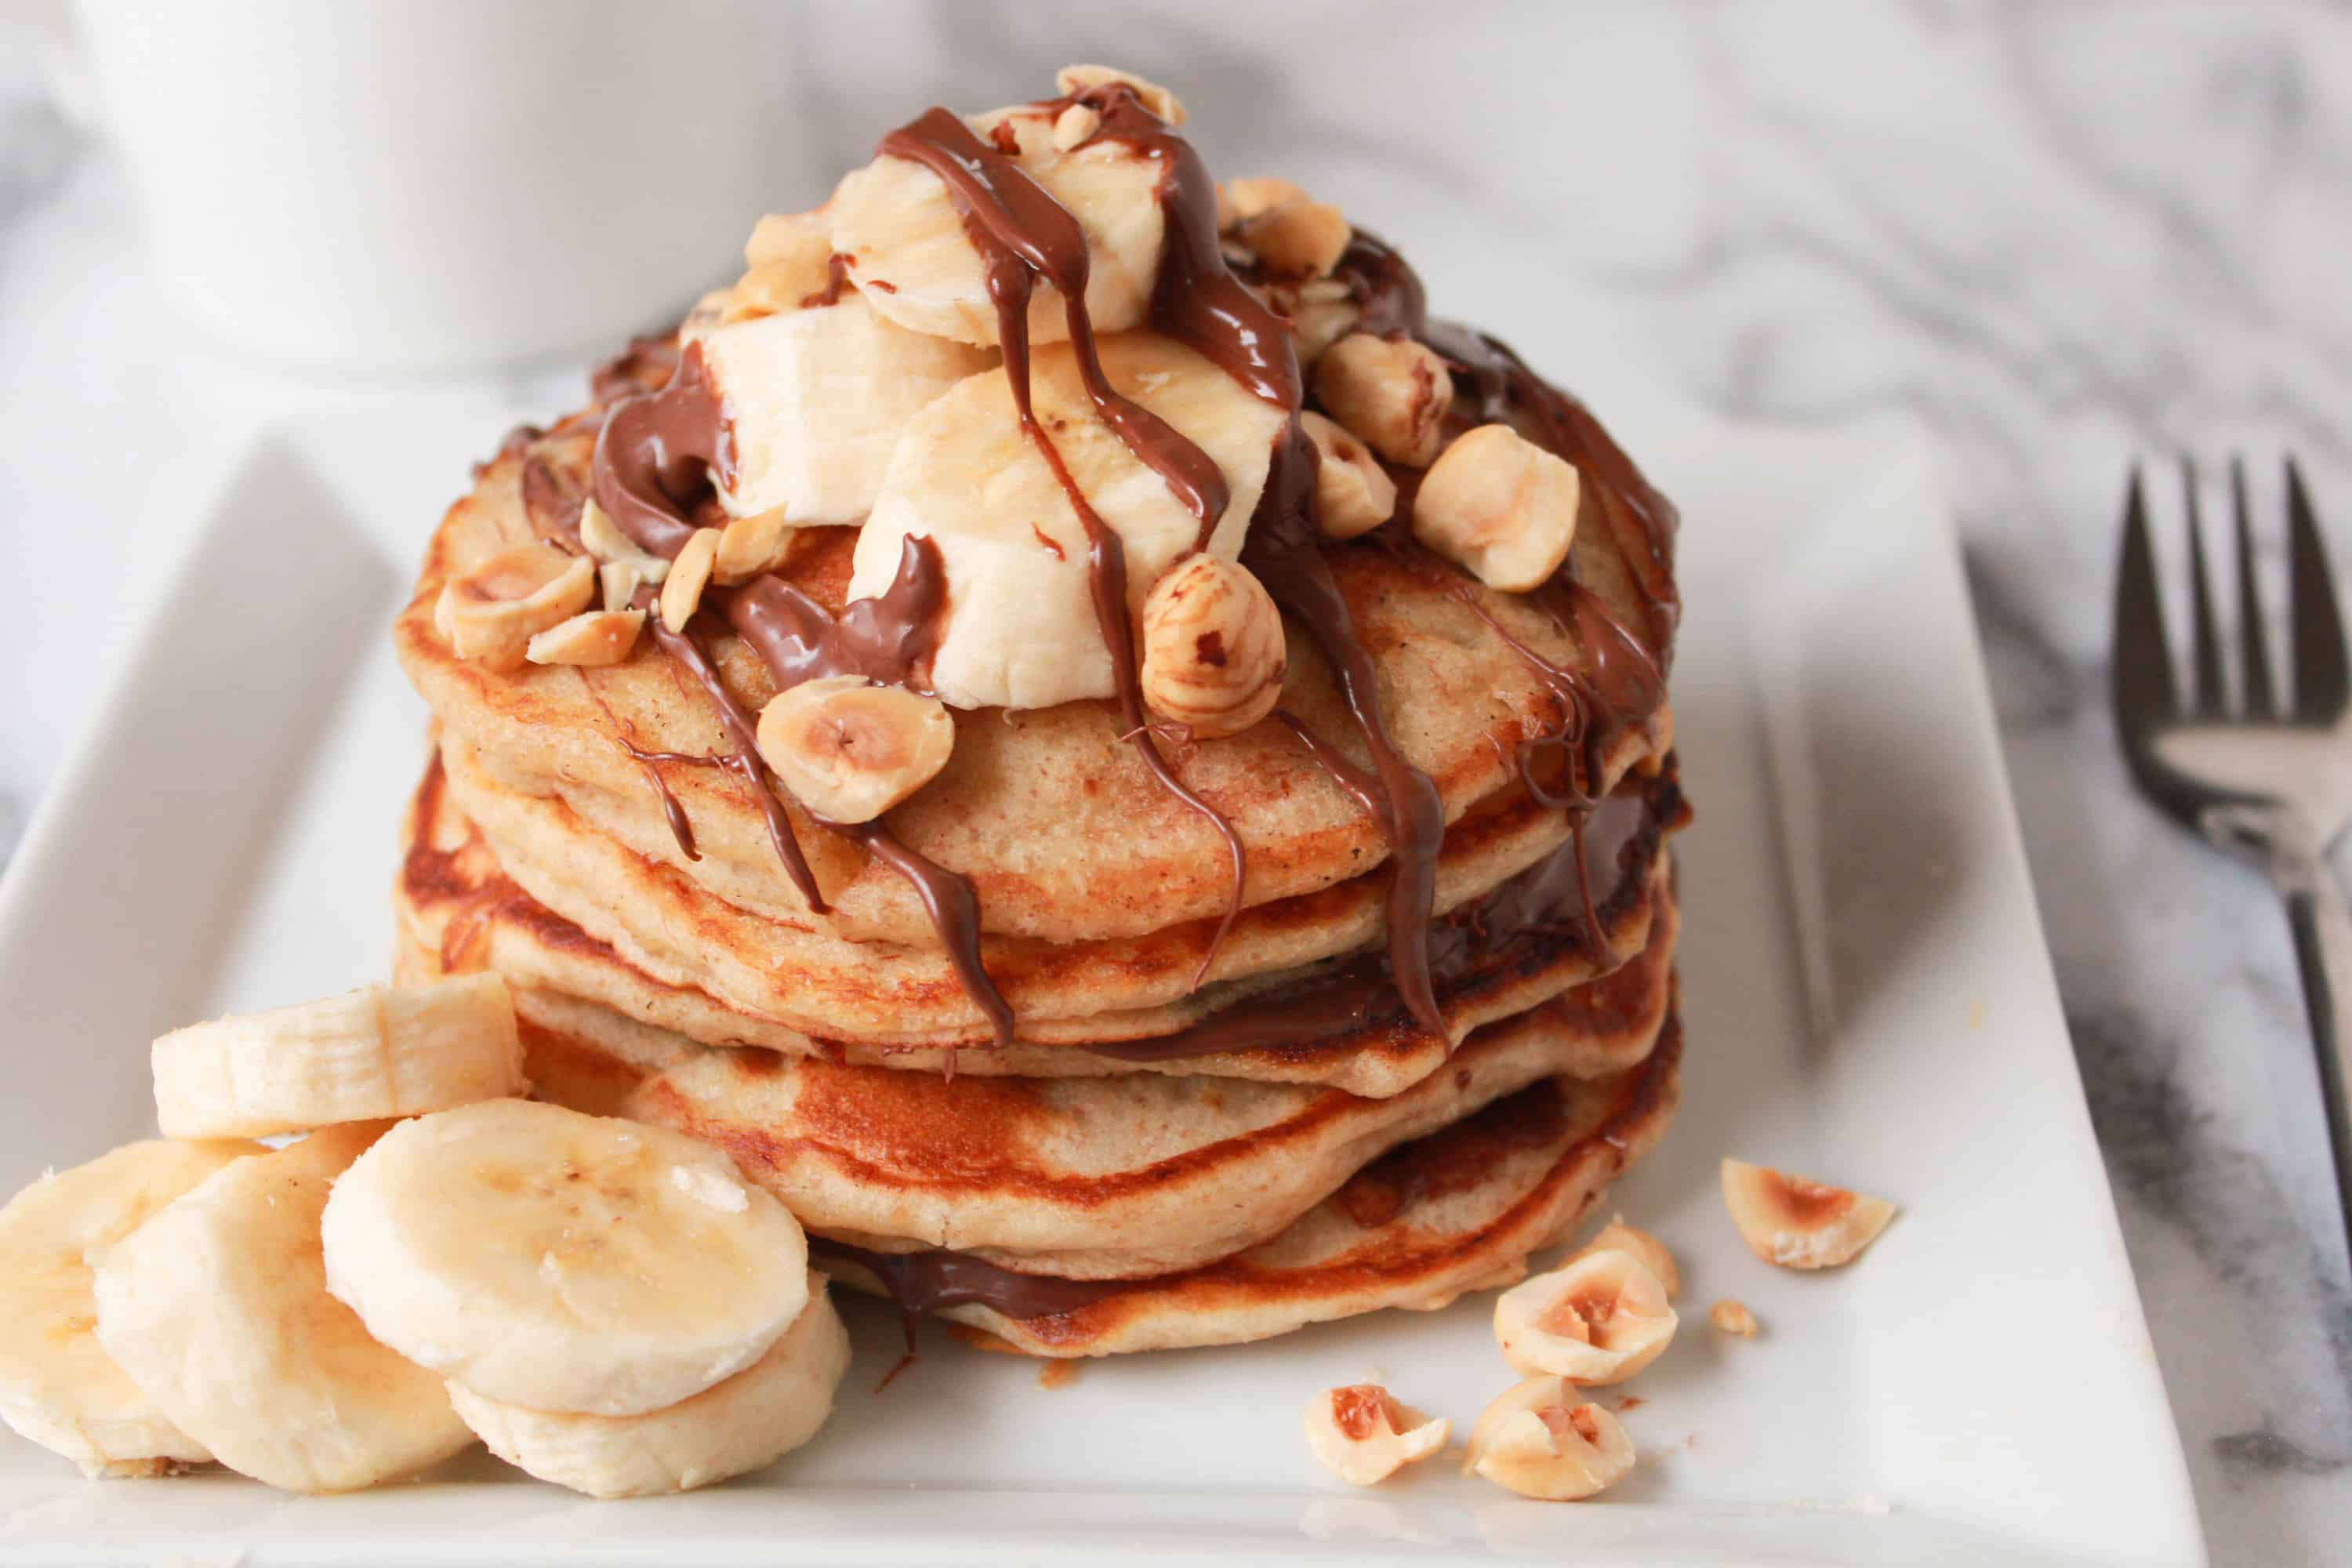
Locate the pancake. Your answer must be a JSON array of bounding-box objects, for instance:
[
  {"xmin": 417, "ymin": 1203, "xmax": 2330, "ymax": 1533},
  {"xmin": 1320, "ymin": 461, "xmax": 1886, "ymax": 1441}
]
[
  {"xmin": 397, "ymin": 418, "xmax": 1671, "ymax": 951},
  {"xmin": 397, "ymin": 749, "xmax": 1683, "ymax": 1094},
  {"xmin": 393, "ymin": 865, "xmax": 1678, "ymax": 1280},
  {"xmin": 815, "ymin": 1006, "xmax": 1682, "ymax": 1357}
]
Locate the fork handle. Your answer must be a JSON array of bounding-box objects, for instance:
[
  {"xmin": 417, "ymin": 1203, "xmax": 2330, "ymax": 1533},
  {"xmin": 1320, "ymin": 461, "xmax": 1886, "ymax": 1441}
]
[{"xmin": 2270, "ymin": 857, "xmax": 2352, "ymax": 1265}]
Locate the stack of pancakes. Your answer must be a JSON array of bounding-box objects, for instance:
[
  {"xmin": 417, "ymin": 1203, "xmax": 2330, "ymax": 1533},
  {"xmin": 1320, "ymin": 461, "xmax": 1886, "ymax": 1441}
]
[{"xmin": 389, "ymin": 82, "xmax": 1688, "ymax": 1359}]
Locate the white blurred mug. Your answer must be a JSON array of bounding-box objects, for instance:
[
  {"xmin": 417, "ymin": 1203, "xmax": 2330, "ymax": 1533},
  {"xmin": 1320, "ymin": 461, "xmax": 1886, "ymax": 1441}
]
[{"xmin": 65, "ymin": 0, "xmax": 816, "ymax": 371}]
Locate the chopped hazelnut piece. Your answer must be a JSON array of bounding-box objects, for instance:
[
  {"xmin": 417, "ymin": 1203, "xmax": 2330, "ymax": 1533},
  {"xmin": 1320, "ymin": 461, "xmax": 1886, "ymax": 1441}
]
[
  {"xmin": 1493, "ymin": 1248, "xmax": 1678, "ymax": 1385},
  {"xmin": 1710, "ymin": 1298, "xmax": 1760, "ymax": 1338},
  {"xmin": 1570, "ymin": 1216, "xmax": 1680, "ymax": 1300},
  {"xmin": 1138, "ymin": 556, "xmax": 1287, "ymax": 739},
  {"xmin": 1300, "ymin": 411, "xmax": 1396, "ymax": 539},
  {"xmin": 1239, "ymin": 200, "xmax": 1352, "ymax": 281},
  {"xmin": 744, "ymin": 210, "xmax": 830, "ymax": 270},
  {"xmin": 577, "ymin": 497, "xmax": 669, "ymax": 585},
  {"xmin": 1412, "ymin": 423, "xmax": 1581, "ymax": 592},
  {"xmin": 1302, "ymin": 1384, "xmax": 1449, "ymax": 1486},
  {"xmin": 658, "ymin": 528, "xmax": 721, "ymax": 633},
  {"xmin": 599, "ymin": 560, "xmax": 644, "ymax": 614},
  {"xmin": 1721, "ymin": 1159, "xmax": 1896, "ymax": 1269},
  {"xmin": 525, "ymin": 609, "xmax": 644, "ymax": 666},
  {"xmin": 1223, "ymin": 176, "xmax": 1310, "ymax": 227},
  {"xmin": 437, "ymin": 545, "xmax": 597, "ymax": 672},
  {"xmin": 713, "ymin": 508, "xmax": 796, "ymax": 585},
  {"xmin": 1313, "ymin": 334, "xmax": 1452, "ymax": 467},
  {"xmin": 756, "ymin": 675, "xmax": 955, "ymax": 824},
  {"xmin": 1051, "ymin": 103, "xmax": 1101, "ymax": 151},
  {"xmin": 1465, "ymin": 1376, "xmax": 1634, "ymax": 1501}
]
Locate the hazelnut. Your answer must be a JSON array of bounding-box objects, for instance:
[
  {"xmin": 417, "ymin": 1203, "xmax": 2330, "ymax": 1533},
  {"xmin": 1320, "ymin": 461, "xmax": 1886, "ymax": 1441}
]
[
  {"xmin": 1313, "ymin": 334, "xmax": 1452, "ymax": 467},
  {"xmin": 1222, "ymin": 176, "xmax": 1309, "ymax": 227},
  {"xmin": 599, "ymin": 560, "xmax": 643, "ymax": 614},
  {"xmin": 713, "ymin": 508, "xmax": 795, "ymax": 585},
  {"xmin": 743, "ymin": 210, "xmax": 830, "ymax": 271},
  {"xmin": 1411, "ymin": 423, "xmax": 1580, "ymax": 592},
  {"xmin": 1464, "ymin": 1377, "xmax": 1634, "ymax": 1501},
  {"xmin": 1300, "ymin": 411, "xmax": 1396, "ymax": 539},
  {"xmin": 1290, "ymin": 298, "xmax": 1363, "ymax": 368},
  {"xmin": 1570, "ymin": 1216, "xmax": 1680, "ymax": 1300},
  {"xmin": 1138, "ymin": 555, "xmax": 1287, "ymax": 739},
  {"xmin": 437, "ymin": 545, "xmax": 597, "ymax": 672},
  {"xmin": 723, "ymin": 256, "xmax": 837, "ymax": 324},
  {"xmin": 1493, "ymin": 1249, "xmax": 1677, "ymax": 1385},
  {"xmin": 727, "ymin": 212, "xmax": 838, "ymax": 322},
  {"xmin": 1709, "ymin": 1298, "xmax": 1760, "ymax": 1338},
  {"xmin": 1051, "ymin": 102, "xmax": 1101, "ymax": 151},
  {"xmin": 1238, "ymin": 200, "xmax": 1352, "ymax": 281},
  {"xmin": 1301, "ymin": 1384, "xmax": 1449, "ymax": 1486},
  {"xmin": 578, "ymin": 497, "xmax": 669, "ymax": 585},
  {"xmin": 755, "ymin": 675, "xmax": 955, "ymax": 824},
  {"xmin": 1721, "ymin": 1159, "xmax": 1896, "ymax": 1269},
  {"xmin": 658, "ymin": 527, "xmax": 721, "ymax": 633},
  {"xmin": 525, "ymin": 609, "xmax": 644, "ymax": 666},
  {"xmin": 1054, "ymin": 64, "xmax": 1186, "ymax": 126}
]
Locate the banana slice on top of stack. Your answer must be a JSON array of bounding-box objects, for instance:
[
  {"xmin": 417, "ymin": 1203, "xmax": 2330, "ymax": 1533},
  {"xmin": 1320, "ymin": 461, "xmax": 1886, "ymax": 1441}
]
[
  {"xmin": 676, "ymin": 80, "xmax": 1288, "ymax": 712},
  {"xmin": 0, "ymin": 975, "xmax": 849, "ymax": 1499}
]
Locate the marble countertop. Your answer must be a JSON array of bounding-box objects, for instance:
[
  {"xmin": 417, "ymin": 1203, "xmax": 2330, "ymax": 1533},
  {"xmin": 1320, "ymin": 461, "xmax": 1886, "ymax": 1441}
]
[{"xmin": 2, "ymin": 2, "xmax": 2347, "ymax": 1559}]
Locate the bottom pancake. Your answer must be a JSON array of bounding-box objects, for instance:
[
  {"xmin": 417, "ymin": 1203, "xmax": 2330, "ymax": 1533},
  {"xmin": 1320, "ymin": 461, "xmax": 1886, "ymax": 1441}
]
[{"xmin": 812, "ymin": 1007, "xmax": 1681, "ymax": 1358}]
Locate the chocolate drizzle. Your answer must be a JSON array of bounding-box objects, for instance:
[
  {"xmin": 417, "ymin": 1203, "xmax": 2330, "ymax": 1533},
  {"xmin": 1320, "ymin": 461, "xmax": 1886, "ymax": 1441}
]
[
  {"xmin": 1419, "ymin": 319, "xmax": 1680, "ymax": 666},
  {"xmin": 810, "ymin": 1238, "xmax": 1127, "ymax": 1320},
  {"xmin": 877, "ymin": 100, "xmax": 1250, "ymax": 978},
  {"xmin": 587, "ymin": 344, "xmax": 1016, "ymax": 1044},
  {"xmin": 1243, "ymin": 428, "xmax": 1450, "ymax": 1040},
  {"xmin": 1086, "ymin": 759, "xmax": 1681, "ymax": 1065}
]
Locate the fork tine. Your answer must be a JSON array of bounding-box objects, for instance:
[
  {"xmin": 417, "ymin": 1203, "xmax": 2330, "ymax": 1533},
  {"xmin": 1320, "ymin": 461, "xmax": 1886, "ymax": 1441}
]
[
  {"xmin": 2182, "ymin": 456, "xmax": 2225, "ymax": 715},
  {"xmin": 2233, "ymin": 456, "xmax": 2278, "ymax": 718},
  {"xmin": 2286, "ymin": 456, "xmax": 2350, "ymax": 724},
  {"xmin": 2113, "ymin": 464, "xmax": 2180, "ymax": 740}
]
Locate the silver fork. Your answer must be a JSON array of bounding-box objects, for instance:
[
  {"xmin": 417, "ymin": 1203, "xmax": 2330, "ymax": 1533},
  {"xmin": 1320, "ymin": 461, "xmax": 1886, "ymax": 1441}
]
[{"xmin": 2113, "ymin": 456, "xmax": 2352, "ymax": 1261}]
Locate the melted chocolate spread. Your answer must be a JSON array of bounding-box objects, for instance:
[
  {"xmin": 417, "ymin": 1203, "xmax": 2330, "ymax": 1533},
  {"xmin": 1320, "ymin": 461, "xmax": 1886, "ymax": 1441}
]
[
  {"xmin": 877, "ymin": 102, "xmax": 1249, "ymax": 975},
  {"xmin": 588, "ymin": 344, "xmax": 1017, "ymax": 1044},
  {"xmin": 810, "ymin": 1238, "xmax": 1128, "ymax": 1319},
  {"xmin": 1085, "ymin": 759, "xmax": 1682, "ymax": 1064}
]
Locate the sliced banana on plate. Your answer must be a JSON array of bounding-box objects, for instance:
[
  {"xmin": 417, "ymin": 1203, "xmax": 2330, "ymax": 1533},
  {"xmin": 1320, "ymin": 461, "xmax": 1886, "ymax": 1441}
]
[
  {"xmin": 320, "ymin": 1098, "xmax": 810, "ymax": 1417},
  {"xmin": 151, "ymin": 974, "xmax": 526, "ymax": 1140},
  {"xmin": 448, "ymin": 1273, "xmax": 849, "ymax": 1499},
  {"xmin": 0, "ymin": 1138, "xmax": 263, "ymax": 1477},
  {"xmin": 89, "ymin": 1124, "xmax": 474, "ymax": 1494},
  {"xmin": 829, "ymin": 102, "xmax": 1167, "ymax": 349},
  {"xmin": 851, "ymin": 330, "xmax": 1287, "ymax": 710},
  {"xmin": 699, "ymin": 292, "xmax": 994, "ymax": 525}
]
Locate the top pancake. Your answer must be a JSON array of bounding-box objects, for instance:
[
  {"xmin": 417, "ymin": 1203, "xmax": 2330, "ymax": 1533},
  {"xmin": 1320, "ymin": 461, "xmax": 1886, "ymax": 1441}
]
[{"xmin": 396, "ymin": 408, "xmax": 1671, "ymax": 952}]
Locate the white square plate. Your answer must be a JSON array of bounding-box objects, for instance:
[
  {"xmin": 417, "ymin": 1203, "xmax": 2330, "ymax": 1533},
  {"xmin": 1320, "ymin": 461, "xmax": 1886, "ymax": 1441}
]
[{"xmin": 0, "ymin": 394, "xmax": 2203, "ymax": 1565}]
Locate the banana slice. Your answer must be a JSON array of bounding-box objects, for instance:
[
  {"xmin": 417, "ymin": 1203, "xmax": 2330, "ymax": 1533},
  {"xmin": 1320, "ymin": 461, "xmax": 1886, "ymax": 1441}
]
[
  {"xmin": 851, "ymin": 331, "xmax": 1288, "ymax": 710},
  {"xmin": 320, "ymin": 1098, "xmax": 810, "ymax": 1417},
  {"xmin": 829, "ymin": 103, "xmax": 1166, "ymax": 349},
  {"xmin": 699, "ymin": 292, "xmax": 993, "ymax": 524},
  {"xmin": 0, "ymin": 1138, "xmax": 263, "ymax": 1477},
  {"xmin": 89, "ymin": 1125, "xmax": 473, "ymax": 1494},
  {"xmin": 151, "ymin": 974, "xmax": 526, "ymax": 1140},
  {"xmin": 1721, "ymin": 1158, "xmax": 1897, "ymax": 1269},
  {"xmin": 449, "ymin": 1275, "xmax": 848, "ymax": 1498}
]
